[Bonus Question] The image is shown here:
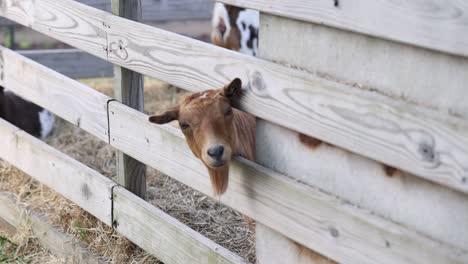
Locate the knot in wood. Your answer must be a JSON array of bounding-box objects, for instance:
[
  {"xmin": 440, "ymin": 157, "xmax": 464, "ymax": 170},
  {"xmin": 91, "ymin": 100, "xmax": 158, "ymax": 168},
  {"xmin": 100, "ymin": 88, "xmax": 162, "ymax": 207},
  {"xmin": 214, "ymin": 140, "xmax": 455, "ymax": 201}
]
[
  {"xmin": 418, "ymin": 142, "xmax": 436, "ymax": 162},
  {"xmin": 81, "ymin": 183, "xmax": 91, "ymax": 200},
  {"xmin": 249, "ymin": 71, "xmax": 270, "ymax": 98},
  {"xmin": 328, "ymin": 226, "xmax": 339, "ymax": 238},
  {"xmin": 108, "ymin": 39, "xmax": 129, "ymax": 60}
]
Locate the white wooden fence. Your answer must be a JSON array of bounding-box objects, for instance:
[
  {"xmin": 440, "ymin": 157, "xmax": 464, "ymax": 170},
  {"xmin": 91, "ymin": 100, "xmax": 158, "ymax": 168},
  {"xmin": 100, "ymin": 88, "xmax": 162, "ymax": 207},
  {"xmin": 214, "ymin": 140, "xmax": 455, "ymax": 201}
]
[{"xmin": 0, "ymin": 0, "xmax": 467, "ymax": 263}]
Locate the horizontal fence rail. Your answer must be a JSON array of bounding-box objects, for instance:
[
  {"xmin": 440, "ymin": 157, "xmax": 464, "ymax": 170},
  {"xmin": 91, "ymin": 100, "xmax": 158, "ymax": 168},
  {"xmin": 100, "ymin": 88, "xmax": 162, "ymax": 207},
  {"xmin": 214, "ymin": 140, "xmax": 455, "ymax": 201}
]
[
  {"xmin": 219, "ymin": 0, "xmax": 468, "ymax": 58},
  {"xmin": 0, "ymin": 192, "xmax": 106, "ymax": 263},
  {"xmin": 0, "ymin": 119, "xmax": 114, "ymax": 225},
  {"xmin": 1, "ymin": 47, "xmax": 466, "ymax": 264},
  {"xmin": 1, "ymin": 0, "xmax": 468, "ymax": 195},
  {"xmin": 0, "ymin": 117, "xmax": 245, "ymax": 264},
  {"xmin": 0, "ymin": 0, "xmax": 213, "ymax": 25}
]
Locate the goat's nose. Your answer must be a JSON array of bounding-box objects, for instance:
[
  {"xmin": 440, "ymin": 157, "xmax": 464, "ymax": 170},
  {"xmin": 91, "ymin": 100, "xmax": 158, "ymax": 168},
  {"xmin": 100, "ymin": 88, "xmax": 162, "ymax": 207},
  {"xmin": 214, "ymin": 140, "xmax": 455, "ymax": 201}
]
[{"xmin": 207, "ymin": 145, "xmax": 224, "ymax": 159}]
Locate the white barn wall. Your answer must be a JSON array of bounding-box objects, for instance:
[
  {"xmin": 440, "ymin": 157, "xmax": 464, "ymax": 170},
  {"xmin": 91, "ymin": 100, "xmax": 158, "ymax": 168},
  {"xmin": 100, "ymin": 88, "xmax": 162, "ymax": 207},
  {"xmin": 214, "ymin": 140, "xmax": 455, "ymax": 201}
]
[
  {"xmin": 256, "ymin": 120, "xmax": 468, "ymax": 249},
  {"xmin": 260, "ymin": 14, "xmax": 468, "ymax": 120},
  {"xmin": 255, "ymin": 13, "xmax": 468, "ymax": 263}
]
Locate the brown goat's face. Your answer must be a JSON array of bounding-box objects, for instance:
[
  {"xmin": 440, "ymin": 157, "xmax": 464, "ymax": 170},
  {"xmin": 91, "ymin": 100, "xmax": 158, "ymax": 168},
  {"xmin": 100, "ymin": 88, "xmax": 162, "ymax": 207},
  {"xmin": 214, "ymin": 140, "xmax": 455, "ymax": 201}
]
[{"xmin": 149, "ymin": 79, "xmax": 242, "ymax": 194}]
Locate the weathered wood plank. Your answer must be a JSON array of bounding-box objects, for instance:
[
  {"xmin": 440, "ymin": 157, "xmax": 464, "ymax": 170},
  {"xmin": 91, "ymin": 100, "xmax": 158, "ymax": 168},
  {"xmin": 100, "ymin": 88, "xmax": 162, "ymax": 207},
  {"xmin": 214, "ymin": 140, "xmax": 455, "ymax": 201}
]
[
  {"xmin": 219, "ymin": 0, "xmax": 468, "ymax": 58},
  {"xmin": 104, "ymin": 8, "xmax": 468, "ymax": 194},
  {"xmin": 256, "ymin": 121, "xmax": 468, "ymax": 251},
  {"xmin": 259, "ymin": 14, "xmax": 468, "ymax": 120},
  {"xmin": 257, "ymin": 14, "xmax": 468, "ymax": 250},
  {"xmin": 0, "ymin": 216, "xmax": 16, "ymax": 237},
  {"xmin": 19, "ymin": 49, "xmax": 113, "ymax": 79},
  {"xmin": 256, "ymin": 225, "xmax": 334, "ymax": 264},
  {"xmin": 0, "ymin": 119, "xmax": 115, "ymax": 225},
  {"xmin": 1, "ymin": 47, "xmax": 110, "ymax": 141},
  {"xmin": 0, "ymin": 192, "xmax": 106, "ymax": 263},
  {"xmin": 113, "ymin": 186, "xmax": 246, "ymax": 264},
  {"xmin": 112, "ymin": 0, "xmax": 146, "ymax": 199},
  {"xmin": 108, "ymin": 102, "xmax": 468, "ymax": 264},
  {"xmin": 0, "ymin": 0, "xmax": 213, "ymax": 26},
  {"xmin": 0, "ymin": 41, "xmax": 465, "ymax": 263},
  {"xmin": 33, "ymin": 0, "xmax": 109, "ymax": 60},
  {"xmin": 3, "ymin": 0, "xmax": 468, "ymax": 193}
]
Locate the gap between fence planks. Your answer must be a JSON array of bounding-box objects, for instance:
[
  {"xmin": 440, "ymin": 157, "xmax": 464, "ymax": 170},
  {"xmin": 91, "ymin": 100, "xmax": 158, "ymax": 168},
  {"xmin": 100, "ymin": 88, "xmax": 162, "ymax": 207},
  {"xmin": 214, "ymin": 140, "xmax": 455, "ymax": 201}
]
[
  {"xmin": 0, "ymin": 48, "xmax": 111, "ymax": 142},
  {"xmin": 19, "ymin": 49, "xmax": 113, "ymax": 79},
  {"xmin": 1, "ymin": 0, "xmax": 467, "ymax": 194},
  {"xmin": 0, "ymin": 192, "xmax": 106, "ymax": 264},
  {"xmin": 0, "ymin": 118, "xmax": 245, "ymax": 264},
  {"xmin": 0, "ymin": 46, "xmax": 466, "ymax": 263},
  {"xmin": 219, "ymin": 0, "xmax": 468, "ymax": 58}
]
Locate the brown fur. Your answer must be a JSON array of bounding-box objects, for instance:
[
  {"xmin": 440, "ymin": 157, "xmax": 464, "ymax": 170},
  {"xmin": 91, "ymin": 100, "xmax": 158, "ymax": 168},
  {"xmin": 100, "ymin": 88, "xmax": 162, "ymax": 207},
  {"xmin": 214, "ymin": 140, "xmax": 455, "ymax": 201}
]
[
  {"xmin": 296, "ymin": 242, "xmax": 337, "ymax": 264},
  {"xmin": 383, "ymin": 164, "xmax": 398, "ymax": 177},
  {"xmin": 149, "ymin": 79, "xmax": 255, "ymax": 195},
  {"xmin": 211, "ymin": 5, "xmax": 244, "ymax": 52},
  {"xmin": 298, "ymin": 133, "xmax": 322, "ymax": 149}
]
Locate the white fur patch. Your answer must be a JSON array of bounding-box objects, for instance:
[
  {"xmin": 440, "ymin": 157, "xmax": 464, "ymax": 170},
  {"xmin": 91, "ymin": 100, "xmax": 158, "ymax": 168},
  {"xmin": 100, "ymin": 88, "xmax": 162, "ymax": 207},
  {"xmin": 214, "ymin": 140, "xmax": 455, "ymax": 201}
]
[
  {"xmin": 212, "ymin": 3, "xmax": 231, "ymax": 43},
  {"xmin": 39, "ymin": 110, "xmax": 55, "ymax": 138},
  {"xmin": 236, "ymin": 9, "xmax": 259, "ymax": 56},
  {"xmin": 199, "ymin": 92, "xmax": 209, "ymax": 99}
]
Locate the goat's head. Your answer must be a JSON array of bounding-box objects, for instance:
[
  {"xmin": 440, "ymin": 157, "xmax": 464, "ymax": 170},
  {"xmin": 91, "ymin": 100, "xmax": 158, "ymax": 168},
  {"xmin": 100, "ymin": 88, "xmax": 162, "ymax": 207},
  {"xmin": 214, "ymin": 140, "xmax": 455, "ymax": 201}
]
[{"xmin": 149, "ymin": 78, "xmax": 243, "ymax": 195}]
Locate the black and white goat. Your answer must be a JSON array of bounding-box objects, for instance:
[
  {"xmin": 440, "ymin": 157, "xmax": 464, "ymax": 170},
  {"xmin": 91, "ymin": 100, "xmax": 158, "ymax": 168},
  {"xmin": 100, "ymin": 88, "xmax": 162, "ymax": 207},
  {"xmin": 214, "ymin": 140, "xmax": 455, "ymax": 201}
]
[
  {"xmin": 0, "ymin": 86, "xmax": 54, "ymax": 138},
  {"xmin": 211, "ymin": 3, "xmax": 259, "ymax": 56}
]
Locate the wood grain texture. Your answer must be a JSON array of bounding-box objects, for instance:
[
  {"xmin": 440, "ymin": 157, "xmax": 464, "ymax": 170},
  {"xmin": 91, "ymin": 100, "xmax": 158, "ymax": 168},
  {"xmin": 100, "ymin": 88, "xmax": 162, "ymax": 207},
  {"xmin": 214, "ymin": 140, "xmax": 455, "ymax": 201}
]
[
  {"xmin": 256, "ymin": 225, "xmax": 335, "ymax": 264},
  {"xmin": 257, "ymin": 14, "xmax": 468, "ymax": 251},
  {"xmin": 259, "ymin": 14, "xmax": 468, "ymax": 119},
  {"xmin": 3, "ymin": 0, "xmax": 468, "ymax": 193},
  {"xmin": 0, "ymin": 119, "xmax": 115, "ymax": 225},
  {"xmin": 255, "ymin": 113, "xmax": 468, "ymax": 252},
  {"xmin": 219, "ymin": 0, "xmax": 468, "ymax": 58},
  {"xmin": 19, "ymin": 49, "xmax": 112, "ymax": 79},
  {"xmin": 104, "ymin": 9, "xmax": 468, "ymax": 194},
  {"xmin": 113, "ymin": 186, "xmax": 246, "ymax": 264},
  {"xmin": 0, "ymin": 47, "xmax": 110, "ymax": 141},
  {"xmin": 0, "ymin": 0, "xmax": 213, "ymax": 26},
  {"xmin": 112, "ymin": 0, "xmax": 146, "ymax": 199},
  {"xmin": 34, "ymin": 0, "xmax": 109, "ymax": 60},
  {"xmin": 0, "ymin": 192, "xmax": 106, "ymax": 263},
  {"xmin": 0, "ymin": 42, "xmax": 465, "ymax": 263},
  {"xmin": 108, "ymin": 102, "xmax": 468, "ymax": 264}
]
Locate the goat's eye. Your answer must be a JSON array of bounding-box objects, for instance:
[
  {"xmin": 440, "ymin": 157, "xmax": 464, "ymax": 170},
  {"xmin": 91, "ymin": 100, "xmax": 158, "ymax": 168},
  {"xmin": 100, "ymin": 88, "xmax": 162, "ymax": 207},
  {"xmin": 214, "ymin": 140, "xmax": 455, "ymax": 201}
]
[
  {"xmin": 224, "ymin": 106, "xmax": 233, "ymax": 116},
  {"xmin": 179, "ymin": 122, "xmax": 190, "ymax": 130}
]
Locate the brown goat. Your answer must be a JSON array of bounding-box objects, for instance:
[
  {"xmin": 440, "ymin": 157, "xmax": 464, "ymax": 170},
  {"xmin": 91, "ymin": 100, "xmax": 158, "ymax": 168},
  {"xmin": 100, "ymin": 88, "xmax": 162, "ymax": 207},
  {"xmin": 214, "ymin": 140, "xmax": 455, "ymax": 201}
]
[{"xmin": 149, "ymin": 78, "xmax": 255, "ymax": 195}]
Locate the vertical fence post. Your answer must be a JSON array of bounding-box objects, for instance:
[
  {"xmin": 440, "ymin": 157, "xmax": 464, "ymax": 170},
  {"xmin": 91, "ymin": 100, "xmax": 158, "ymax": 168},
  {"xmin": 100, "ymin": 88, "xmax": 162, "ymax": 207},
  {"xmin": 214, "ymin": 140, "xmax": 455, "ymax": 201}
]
[{"xmin": 111, "ymin": 0, "xmax": 146, "ymax": 199}]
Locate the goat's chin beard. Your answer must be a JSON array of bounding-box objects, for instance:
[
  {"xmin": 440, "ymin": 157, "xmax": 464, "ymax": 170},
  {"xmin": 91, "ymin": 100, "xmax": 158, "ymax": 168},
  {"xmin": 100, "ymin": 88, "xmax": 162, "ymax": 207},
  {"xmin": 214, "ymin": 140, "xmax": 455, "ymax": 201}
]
[{"xmin": 206, "ymin": 165, "xmax": 229, "ymax": 196}]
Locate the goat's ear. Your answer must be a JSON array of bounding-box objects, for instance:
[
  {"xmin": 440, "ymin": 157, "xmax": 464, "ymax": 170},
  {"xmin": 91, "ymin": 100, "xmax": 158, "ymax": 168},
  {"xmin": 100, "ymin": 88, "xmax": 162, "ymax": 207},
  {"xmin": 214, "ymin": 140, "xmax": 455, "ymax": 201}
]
[
  {"xmin": 148, "ymin": 106, "xmax": 179, "ymax": 124},
  {"xmin": 223, "ymin": 78, "xmax": 242, "ymax": 99}
]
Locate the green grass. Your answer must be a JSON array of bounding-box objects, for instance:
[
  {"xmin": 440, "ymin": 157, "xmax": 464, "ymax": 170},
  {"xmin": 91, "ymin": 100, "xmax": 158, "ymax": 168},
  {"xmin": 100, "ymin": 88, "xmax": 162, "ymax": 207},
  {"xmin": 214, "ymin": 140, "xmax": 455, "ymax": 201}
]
[{"xmin": 0, "ymin": 236, "xmax": 17, "ymax": 263}]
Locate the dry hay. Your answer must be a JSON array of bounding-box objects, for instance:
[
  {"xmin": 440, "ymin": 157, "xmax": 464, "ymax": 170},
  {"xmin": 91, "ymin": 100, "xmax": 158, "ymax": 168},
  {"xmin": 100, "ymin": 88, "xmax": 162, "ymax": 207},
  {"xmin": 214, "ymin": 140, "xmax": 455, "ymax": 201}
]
[
  {"xmin": 0, "ymin": 77, "xmax": 255, "ymax": 263},
  {"xmin": 0, "ymin": 222, "xmax": 62, "ymax": 264}
]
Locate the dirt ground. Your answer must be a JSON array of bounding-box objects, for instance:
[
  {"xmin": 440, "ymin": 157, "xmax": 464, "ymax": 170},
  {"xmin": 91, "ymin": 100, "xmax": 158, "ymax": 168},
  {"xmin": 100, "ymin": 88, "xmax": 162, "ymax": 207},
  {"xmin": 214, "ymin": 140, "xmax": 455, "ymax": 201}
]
[{"xmin": 0, "ymin": 77, "xmax": 255, "ymax": 263}]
